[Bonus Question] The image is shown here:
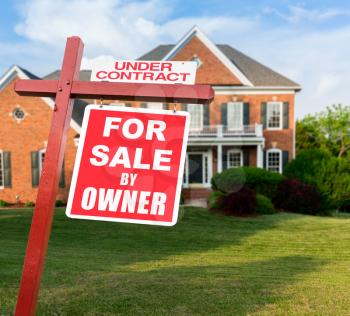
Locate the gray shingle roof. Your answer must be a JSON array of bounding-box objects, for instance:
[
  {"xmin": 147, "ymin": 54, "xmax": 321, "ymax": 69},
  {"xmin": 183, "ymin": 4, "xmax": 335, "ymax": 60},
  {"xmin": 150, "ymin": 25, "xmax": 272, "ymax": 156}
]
[
  {"xmin": 138, "ymin": 44, "xmax": 300, "ymax": 88},
  {"xmin": 43, "ymin": 70, "xmax": 92, "ymax": 127}
]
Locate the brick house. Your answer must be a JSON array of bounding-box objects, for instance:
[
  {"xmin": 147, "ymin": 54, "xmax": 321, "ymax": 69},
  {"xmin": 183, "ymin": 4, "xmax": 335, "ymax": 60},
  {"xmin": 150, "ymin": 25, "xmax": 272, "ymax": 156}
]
[{"xmin": 0, "ymin": 26, "xmax": 300, "ymax": 204}]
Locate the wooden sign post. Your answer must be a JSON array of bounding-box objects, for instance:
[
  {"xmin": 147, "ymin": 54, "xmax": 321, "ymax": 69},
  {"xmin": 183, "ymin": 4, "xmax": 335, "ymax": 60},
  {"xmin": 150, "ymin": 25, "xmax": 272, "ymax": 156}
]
[{"xmin": 13, "ymin": 36, "xmax": 214, "ymax": 315}]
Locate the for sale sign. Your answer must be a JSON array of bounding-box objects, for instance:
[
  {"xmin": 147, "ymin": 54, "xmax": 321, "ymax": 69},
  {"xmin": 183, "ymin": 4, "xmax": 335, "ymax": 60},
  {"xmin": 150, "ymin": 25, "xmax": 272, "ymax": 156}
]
[
  {"xmin": 66, "ymin": 105, "xmax": 190, "ymax": 226},
  {"xmin": 91, "ymin": 60, "xmax": 197, "ymax": 85}
]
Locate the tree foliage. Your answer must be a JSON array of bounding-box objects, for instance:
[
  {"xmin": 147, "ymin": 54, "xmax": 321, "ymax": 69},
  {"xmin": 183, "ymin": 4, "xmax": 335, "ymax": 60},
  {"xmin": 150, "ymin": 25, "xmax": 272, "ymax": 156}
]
[{"xmin": 296, "ymin": 104, "xmax": 350, "ymax": 158}]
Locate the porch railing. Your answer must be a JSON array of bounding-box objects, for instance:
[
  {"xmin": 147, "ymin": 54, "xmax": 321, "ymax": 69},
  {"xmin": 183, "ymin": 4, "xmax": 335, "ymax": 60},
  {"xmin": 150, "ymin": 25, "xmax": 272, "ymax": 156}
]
[{"xmin": 189, "ymin": 124, "xmax": 263, "ymax": 138}]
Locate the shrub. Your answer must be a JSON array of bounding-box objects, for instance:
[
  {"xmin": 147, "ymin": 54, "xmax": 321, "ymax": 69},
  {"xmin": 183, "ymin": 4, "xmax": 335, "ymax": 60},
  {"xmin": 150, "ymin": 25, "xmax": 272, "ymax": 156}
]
[
  {"xmin": 217, "ymin": 186, "xmax": 257, "ymax": 216},
  {"xmin": 274, "ymin": 179, "xmax": 321, "ymax": 215},
  {"xmin": 24, "ymin": 201, "xmax": 35, "ymax": 207},
  {"xmin": 0, "ymin": 200, "xmax": 9, "ymax": 207},
  {"xmin": 207, "ymin": 191, "xmax": 225, "ymax": 210},
  {"xmin": 55, "ymin": 200, "xmax": 65, "ymax": 207},
  {"xmin": 285, "ymin": 149, "xmax": 350, "ymax": 210},
  {"xmin": 256, "ymin": 194, "xmax": 276, "ymax": 215},
  {"xmin": 211, "ymin": 167, "xmax": 284, "ymax": 199}
]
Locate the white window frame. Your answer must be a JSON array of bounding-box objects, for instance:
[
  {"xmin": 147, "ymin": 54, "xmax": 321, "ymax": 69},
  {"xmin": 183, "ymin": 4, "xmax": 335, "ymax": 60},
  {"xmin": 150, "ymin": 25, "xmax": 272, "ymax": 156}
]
[
  {"xmin": 38, "ymin": 148, "xmax": 46, "ymax": 176},
  {"xmin": 266, "ymin": 148, "xmax": 282, "ymax": 173},
  {"xmin": 267, "ymin": 102, "xmax": 283, "ymax": 130},
  {"xmin": 0, "ymin": 150, "xmax": 4, "ymax": 189},
  {"xmin": 183, "ymin": 150, "xmax": 212, "ymax": 188},
  {"xmin": 146, "ymin": 103, "xmax": 163, "ymax": 110},
  {"xmin": 227, "ymin": 149, "xmax": 243, "ymax": 168},
  {"xmin": 187, "ymin": 104, "xmax": 203, "ymax": 131},
  {"xmin": 227, "ymin": 102, "xmax": 243, "ymax": 131}
]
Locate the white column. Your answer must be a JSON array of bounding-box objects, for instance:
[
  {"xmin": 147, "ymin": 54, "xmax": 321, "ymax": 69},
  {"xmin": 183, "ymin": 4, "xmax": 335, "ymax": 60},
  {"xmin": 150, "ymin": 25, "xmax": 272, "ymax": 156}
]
[
  {"xmin": 257, "ymin": 144, "xmax": 263, "ymax": 168},
  {"xmin": 217, "ymin": 144, "xmax": 223, "ymax": 173}
]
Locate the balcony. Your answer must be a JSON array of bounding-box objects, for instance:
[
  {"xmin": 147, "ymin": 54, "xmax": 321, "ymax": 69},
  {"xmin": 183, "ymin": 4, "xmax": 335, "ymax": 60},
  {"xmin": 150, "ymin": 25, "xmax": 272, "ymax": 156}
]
[{"xmin": 189, "ymin": 124, "xmax": 263, "ymax": 138}]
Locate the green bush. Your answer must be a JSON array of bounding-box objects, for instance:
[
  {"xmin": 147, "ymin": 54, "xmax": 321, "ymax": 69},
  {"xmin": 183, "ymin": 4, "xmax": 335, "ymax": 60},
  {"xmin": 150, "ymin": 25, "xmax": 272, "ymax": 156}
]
[
  {"xmin": 24, "ymin": 201, "xmax": 35, "ymax": 207},
  {"xmin": 55, "ymin": 200, "xmax": 65, "ymax": 207},
  {"xmin": 207, "ymin": 191, "xmax": 225, "ymax": 210},
  {"xmin": 0, "ymin": 200, "xmax": 9, "ymax": 207},
  {"xmin": 211, "ymin": 167, "xmax": 284, "ymax": 199},
  {"xmin": 285, "ymin": 149, "xmax": 350, "ymax": 210},
  {"xmin": 256, "ymin": 194, "xmax": 276, "ymax": 215}
]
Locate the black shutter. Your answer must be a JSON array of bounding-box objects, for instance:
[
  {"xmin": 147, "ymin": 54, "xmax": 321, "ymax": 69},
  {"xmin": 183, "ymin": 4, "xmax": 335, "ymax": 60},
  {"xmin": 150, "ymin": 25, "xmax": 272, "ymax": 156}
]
[
  {"xmin": 140, "ymin": 103, "xmax": 147, "ymax": 108},
  {"xmin": 31, "ymin": 151, "xmax": 39, "ymax": 187},
  {"xmin": 222, "ymin": 148, "xmax": 228, "ymax": 170},
  {"xmin": 263, "ymin": 150, "xmax": 267, "ymax": 169},
  {"xmin": 3, "ymin": 152, "xmax": 11, "ymax": 188},
  {"xmin": 182, "ymin": 104, "xmax": 187, "ymax": 111},
  {"xmin": 243, "ymin": 149, "xmax": 250, "ymax": 167},
  {"xmin": 59, "ymin": 160, "xmax": 65, "ymax": 188},
  {"xmin": 261, "ymin": 102, "xmax": 267, "ymax": 129},
  {"xmin": 243, "ymin": 103, "xmax": 250, "ymax": 125},
  {"xmin": 221, "ymin": 103, "xmax": 227, "ymax": 126},
  {"xmin": 282, "ymin": 151, "xmax": 289, "ymax": 173},
  {"xmin": 283, "ymin": 102, "xmax": 289, "ymax": 129},
  {"xmin": 125, "ymin": 103, "xmax": 132, "ymax": 107},
  {"xmin": 203, "ymin": 104, "xmax": 210, "ymax": 126}
]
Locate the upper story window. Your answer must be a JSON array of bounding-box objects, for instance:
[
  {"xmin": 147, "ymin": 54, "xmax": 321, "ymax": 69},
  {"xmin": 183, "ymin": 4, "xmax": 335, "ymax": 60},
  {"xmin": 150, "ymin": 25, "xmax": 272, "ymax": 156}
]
[
  {"xmin": 0, "ymin": 151, "xmax": 4, "ymax": 188},
  {"xmin": 227, "ymin": 149, "xmax": 243, "ymax": 168},
  {"xmin": 227, "ymin": 102, "xmax": 243, "ymax": 130},
  {"xmin": 12, "ymin": 106, "xmax": 26, "ymax": 122},
  {"xmin": 267, "ymin": 102, "xmax": 282, "ymax": 129},
  {"xmin": 110, "ymin": 103, "xmax": 125, "ymax": 107},
  {"xmin": 191, "ymin": 55, "xmax": 203, "ymax": 68},
  {"xmin": 266, "ymin": 149, "xmax": 282, "ymax": 173},
  {"xmin": 147, "ymin": 103, "xmax": 163, "ymax": 110},
  {"xmin": 187, "ymin": 104, "xmax": 203, "ymax": 130}
]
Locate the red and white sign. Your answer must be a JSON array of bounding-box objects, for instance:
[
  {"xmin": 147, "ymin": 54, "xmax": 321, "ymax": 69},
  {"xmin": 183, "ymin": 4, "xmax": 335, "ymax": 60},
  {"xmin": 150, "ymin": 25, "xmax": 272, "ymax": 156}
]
[
  {"xmin": 91, "ymin": 60, "xmax": 197, "ymax": 85},
  {"xmin": 66, "ymin": 104, "xmax": 190, "ymax": 226}
]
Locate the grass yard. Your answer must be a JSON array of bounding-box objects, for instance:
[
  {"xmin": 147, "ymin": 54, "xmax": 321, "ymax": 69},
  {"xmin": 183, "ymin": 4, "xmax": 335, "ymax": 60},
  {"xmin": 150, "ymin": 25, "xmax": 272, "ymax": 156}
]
[{"xmin": 1, "ymin": 207, "xmax": 350, "ymax": 315}]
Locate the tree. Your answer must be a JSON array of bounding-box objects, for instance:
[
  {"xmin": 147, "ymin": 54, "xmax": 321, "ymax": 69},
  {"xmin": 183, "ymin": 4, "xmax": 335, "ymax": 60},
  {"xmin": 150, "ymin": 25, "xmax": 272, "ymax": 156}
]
[{"xmin": 296, "ymin": 104, "xmax": 350, "ymax": 158}]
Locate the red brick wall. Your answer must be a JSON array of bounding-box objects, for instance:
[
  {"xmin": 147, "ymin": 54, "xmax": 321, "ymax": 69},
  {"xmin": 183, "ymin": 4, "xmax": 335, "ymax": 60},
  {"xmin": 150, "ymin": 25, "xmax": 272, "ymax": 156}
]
[{"xmin": 0, "ymin": 77, "xmax": 78, "ymax": 203}]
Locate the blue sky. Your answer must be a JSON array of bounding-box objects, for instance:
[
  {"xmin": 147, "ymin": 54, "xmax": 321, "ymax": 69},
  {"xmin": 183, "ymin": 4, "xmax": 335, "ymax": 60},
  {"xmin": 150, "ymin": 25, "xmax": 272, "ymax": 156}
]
[{"xmin": 1, "ymin": 0, "xmax": 350, "ymax": 117}]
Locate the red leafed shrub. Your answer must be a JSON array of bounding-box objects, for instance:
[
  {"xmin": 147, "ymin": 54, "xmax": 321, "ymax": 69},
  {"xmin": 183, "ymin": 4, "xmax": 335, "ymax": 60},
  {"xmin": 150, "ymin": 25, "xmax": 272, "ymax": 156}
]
[
  {"xmin": 274, "ymin": 179, "xmax": 321, "ymax": 215},
  {"xmin": 218, "ymin": 186, "xmax": 257, "ymax": 216}
]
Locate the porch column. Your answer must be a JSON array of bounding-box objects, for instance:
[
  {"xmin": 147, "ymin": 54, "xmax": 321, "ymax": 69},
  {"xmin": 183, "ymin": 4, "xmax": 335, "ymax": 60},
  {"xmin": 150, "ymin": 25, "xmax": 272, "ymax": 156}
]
[
  {"xmin": 257, "ymin": 144, "xmax": 263, "ymax": 168},
  {"xmin": 217, "ymin": 144, "xmax": 223, "ymax": 173}
]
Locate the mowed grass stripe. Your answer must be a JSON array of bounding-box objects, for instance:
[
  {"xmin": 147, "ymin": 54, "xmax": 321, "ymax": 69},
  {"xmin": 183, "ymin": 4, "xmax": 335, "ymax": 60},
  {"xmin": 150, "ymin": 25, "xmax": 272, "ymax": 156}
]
[{"xmin": 1, "ymin": 207, "xmax": 350, "ymax": 315}]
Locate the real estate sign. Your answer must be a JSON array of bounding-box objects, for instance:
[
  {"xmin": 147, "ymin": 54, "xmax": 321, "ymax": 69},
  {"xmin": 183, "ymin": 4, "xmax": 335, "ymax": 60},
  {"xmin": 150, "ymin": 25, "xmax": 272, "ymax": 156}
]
[
  {"xmin": 91, "ymin": 60, "xmax": 197, "ymax": 85},
  {"xmin": 66, "ymin": 105, "xmax": 190, "ymax": 226}
]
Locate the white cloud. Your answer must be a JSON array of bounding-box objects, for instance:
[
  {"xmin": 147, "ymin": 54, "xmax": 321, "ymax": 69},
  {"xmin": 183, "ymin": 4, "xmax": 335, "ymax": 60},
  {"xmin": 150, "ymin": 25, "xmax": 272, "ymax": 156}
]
[{"xmin": 5, "ymin": 0, "xmax": 350, "ymax": 118}]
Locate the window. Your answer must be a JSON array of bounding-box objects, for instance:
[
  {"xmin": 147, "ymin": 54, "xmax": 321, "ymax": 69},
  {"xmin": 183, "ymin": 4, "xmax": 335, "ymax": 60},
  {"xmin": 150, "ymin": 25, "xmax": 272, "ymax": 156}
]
[
  {"xmin": 147, "ymin": 103, "xmax": 163, "ymax": 110},
  {"xmin": 227, "ymin": 102, "xmax": 243, "ymax": 130},
  {"xmin": 187, "ymin": 104, "xmax": 203, "ymax": 130},
  {"xmin": 39, "ymin": 149, "xmax": 46, "ymax": 176},
  {"xmin": 227, "ymin": 149, "xmax": 243, "ymax": 168},
  {"xmin": 183, "ymin": 151, "xmax": 211, "ymax": 187},
  {"xmin": 12, "ymin": 106, "xmax": 26, "ymax": 121},
  {"xmin": 267, "ymin": 149, "xmax": 282, "ymax": 173},
  {"xmin": 267, "ymin": 102, "xmax": 282, "ymax": 129},
  {"xmin": 110, "ymin": 103, "xmax": 125, "ymax": 107},
  {"xmin": 191, "ymin": 56, "xmax": 203, "ymax": 68},
  {"xmin": 0, "ymin": 151, "xmax": 3, "ymax": 188}
]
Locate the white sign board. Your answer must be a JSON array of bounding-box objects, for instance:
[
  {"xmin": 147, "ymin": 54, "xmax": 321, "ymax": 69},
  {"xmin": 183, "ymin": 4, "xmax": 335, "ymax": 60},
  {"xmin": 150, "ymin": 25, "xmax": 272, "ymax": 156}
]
[{"xmin": 91, "ymin": 60, "xmax": 197, "ymax": 85}]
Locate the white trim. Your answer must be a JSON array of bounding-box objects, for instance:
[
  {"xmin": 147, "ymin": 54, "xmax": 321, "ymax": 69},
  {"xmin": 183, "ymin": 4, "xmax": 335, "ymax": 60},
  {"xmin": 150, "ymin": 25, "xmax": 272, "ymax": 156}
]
[
  {"xmin": 266, "ymin": 148, "xmax": 282, "ymax": 174},
  {"xmin": 184, "ymin": 150, "xmax": 212, "ymax": 188},
  {"xmin": 162, "ymin": 26, "xmax": 253, "ymax": 87},
  {"xmin": 213, "ymin": 86, "xmax": 300, "ymax": 93},
  {"xmin": 0, "ymin": 65, "xmax": 81, "ymax": 133},
  {"xmin": 227, "ymin": 149, "xmax": 243, "ymax": 169},
  {"xmin": 66, "ymin": 105, "xmax": 190, "ymax": 227},
  {"xmin": 267, "ymin": 101, "xmax": 283, "ymax": 130},
  {"xmin": 0, "ymin": 150, "xmax": 4, "ymax": 189},
  {"xmin": 227, "ymin": 102, "xmax": 243, "ymax": 131},
  {"xmin": 146, "ymin": 102, "xmax": 163, "ymax": 110},
  {"xmin": 214, "ymin": 89, "xmax": 296, "ymax": 95}
]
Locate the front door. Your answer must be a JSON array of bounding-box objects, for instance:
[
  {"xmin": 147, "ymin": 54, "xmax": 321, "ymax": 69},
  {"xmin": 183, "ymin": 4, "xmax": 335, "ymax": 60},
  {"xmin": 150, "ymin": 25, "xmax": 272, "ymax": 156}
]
[{"xmin": 188, "ymin": 154, "xmax": 203, "ymax": 184}]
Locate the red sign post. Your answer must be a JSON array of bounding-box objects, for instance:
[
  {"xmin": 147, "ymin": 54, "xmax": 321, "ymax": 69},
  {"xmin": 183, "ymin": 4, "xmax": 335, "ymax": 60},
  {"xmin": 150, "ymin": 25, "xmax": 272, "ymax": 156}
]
[
  {"xmin": 66, "ymin": 105, "xmax": 190, "ymax": 226},
  {"xmin": 13, "ymin": 36, "xmax": 214, "ymax": 315}
]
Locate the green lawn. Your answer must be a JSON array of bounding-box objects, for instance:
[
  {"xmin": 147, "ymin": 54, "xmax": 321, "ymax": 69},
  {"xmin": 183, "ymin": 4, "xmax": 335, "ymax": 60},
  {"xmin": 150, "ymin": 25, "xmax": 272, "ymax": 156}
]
[{"xmin": 1, "ymin": 208, "xmax": 350, "ymax": 315}]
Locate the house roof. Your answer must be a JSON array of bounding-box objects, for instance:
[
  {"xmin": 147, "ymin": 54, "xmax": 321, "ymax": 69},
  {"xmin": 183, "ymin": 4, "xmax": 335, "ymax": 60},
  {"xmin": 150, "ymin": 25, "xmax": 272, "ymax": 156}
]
[{"xmin": 138, "ymin": 27, "xmax": 300, "ymax": 90}]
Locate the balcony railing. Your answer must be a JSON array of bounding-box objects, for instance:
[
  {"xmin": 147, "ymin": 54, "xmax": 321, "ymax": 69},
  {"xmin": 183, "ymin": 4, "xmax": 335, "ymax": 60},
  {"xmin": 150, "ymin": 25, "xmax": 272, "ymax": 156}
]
[{"xmin": 189, "ymin": 124, "xmax": 263, "ymax": 138}]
